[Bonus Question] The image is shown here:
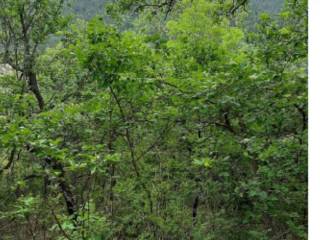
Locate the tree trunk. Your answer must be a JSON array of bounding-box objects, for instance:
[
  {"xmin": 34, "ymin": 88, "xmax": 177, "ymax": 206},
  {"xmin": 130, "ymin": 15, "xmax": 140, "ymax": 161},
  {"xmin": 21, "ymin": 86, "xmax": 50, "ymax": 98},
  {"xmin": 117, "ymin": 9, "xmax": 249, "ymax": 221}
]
[
  {"xmin": 192, "ymin": 195, "xmax": 199, "ymax": 226},
  {"xmin": 27, "ymin": 71, "xmax": 45, "ymax": 111},
  {"xmin": 45, "ymin": 157, "xmax": 78, "ymax": 220}
]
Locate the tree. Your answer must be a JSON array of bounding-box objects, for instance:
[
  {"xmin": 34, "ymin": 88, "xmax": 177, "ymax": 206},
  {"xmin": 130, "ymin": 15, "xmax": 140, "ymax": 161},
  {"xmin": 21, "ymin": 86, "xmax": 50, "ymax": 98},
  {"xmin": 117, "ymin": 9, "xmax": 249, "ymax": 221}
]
[
  {"xmin": 0, "ymin": 0, "xmax": 65, "ymax": 110},
  {"xmin": 0, "ymin": 0, "xmax": 80, "ymax": 235},
  {"xmin": 0, "ymin": 0, "xmax": 307, "ymax": 239}
]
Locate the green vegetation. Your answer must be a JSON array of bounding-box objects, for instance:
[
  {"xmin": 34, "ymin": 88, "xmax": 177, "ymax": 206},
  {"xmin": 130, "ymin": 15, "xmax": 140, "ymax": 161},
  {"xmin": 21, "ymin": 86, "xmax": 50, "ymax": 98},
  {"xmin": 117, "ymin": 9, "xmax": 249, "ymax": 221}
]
[{"xmin": 0, "ymin": 0, "xmax": 307, "ymax": 239}]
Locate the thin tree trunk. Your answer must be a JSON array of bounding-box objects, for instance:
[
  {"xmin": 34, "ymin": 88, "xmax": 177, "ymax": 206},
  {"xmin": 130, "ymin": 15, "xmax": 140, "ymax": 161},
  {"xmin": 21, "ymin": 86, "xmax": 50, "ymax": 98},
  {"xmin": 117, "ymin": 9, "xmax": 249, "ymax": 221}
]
[
  {"xmin": 27, "ymin": 71, "xmax": 45, "ymax": 111},
  {"xmin": 45, "ymin": 157, "xmax": 78, "ymax": 220},
  {"xmin": 192, "ymin": 195, "xmax": 199, "ymax": 226}
]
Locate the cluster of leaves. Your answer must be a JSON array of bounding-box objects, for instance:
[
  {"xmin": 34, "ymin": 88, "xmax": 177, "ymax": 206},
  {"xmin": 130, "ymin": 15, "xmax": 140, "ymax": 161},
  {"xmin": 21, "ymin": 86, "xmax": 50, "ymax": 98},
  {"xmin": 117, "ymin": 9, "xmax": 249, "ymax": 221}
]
[{"xmin": 0, "ymin": 0, "xmax": 307, "ymax": 239}]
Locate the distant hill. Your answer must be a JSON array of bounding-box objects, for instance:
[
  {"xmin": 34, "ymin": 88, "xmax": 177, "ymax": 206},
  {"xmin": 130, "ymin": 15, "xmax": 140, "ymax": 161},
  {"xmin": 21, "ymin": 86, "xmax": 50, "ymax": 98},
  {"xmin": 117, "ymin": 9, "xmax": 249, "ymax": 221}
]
[
  {"xmin": 250, "ymin": 0, "xmax": 284, "ymax": 14},
  {"xmin": 244, "ymin": 0, "xmax": 284, "ymax": 30},
  {"xmin": 66, "ymin": 0, "xmax": 285, "ymax": 21},
  {"xmin": 65, "ymin": 0, "xmax": 107, "ymax": 19}
]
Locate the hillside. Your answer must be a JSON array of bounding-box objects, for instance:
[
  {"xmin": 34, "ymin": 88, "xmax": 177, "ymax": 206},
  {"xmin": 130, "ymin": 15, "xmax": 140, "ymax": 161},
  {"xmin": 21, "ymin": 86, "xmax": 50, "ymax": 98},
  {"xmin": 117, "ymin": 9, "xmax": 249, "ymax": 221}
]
[{"xmin": 67, "ymin": 0, "xmax": 284, "ymax": 20}]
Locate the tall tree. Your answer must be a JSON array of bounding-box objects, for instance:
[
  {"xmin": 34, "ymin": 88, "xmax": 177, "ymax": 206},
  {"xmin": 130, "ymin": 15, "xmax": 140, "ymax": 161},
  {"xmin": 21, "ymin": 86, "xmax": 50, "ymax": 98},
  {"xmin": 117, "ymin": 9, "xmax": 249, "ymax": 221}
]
[{"xmin": 0, "ymin": 0, "xmax": 65, "ymax": 110}]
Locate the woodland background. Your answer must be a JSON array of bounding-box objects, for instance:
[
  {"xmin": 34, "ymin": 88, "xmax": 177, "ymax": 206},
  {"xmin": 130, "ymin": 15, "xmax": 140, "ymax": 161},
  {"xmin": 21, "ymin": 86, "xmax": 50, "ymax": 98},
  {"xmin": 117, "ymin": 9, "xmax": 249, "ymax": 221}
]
[{"xmin": 0, "ymin": 0, "xmax": 307, "ymax": 239}]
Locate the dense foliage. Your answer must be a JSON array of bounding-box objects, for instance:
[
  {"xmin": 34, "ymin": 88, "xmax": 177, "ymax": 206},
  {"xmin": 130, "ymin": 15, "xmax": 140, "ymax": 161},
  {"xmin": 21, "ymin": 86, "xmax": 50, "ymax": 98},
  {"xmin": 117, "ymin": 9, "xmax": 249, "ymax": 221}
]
[{"xmin": 0, "ymin": 0, "xmax": 307, "ymax": 239}]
